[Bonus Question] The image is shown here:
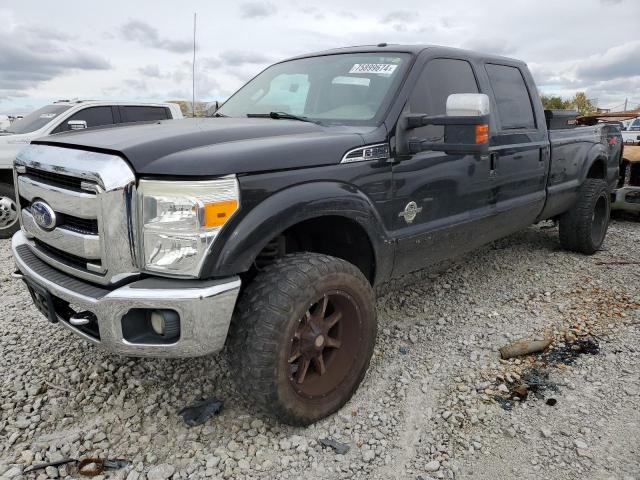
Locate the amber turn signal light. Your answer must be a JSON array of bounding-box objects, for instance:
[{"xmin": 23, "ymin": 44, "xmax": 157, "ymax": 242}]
[
  {"xmin": 203, "ymin": 200, "xmax": 238, "ymax": 228},
  {"xmin": 475, "ymin": 124, "xmax": 489, "ymax": 144}
]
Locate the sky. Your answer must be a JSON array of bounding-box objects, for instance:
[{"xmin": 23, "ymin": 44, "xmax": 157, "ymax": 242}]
[{"xmin": 1, "ymin": 0, "xmax": 640, "ymax": 115}]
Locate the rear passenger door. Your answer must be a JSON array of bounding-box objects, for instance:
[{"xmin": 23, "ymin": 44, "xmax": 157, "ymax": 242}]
[
  {"xmin": 484, "ymin": 63, "xmax": 549, "ymax": 228},
  {"xmin": 119, "ymin": 106, "xmax": 171, "ymax": 123}
]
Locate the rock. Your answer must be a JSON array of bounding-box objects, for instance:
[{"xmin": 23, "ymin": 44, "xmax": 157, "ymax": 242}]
[
  {"xmin": 250, "ymin": 419, "xmax": 264, "ymax": 429},
  {"xmin": 362, "ymin": 449, "xmax": 376, "ymax": 462},
  {"xmin": 147, "ymin": 464, "xmax": 175, "ymax": 480},
  {"xmin": 424, "ymin": 460, "xmax": 441, "ymax": 472},
  {"xmin": 541, "ymin": 428, "xmax": 552, "ymax": 438},
  {"xmin": 126, "ymin": 471, "xmax": 140, "ymax": 480},
  {"xmin": 20, "ymin": 450, "xmax": 34, "ymax": 464},
  {"xmin": 45, "ymin": 466, "xmax": 59, "ymax": 478},
  {"xmin": 576, "ymin": 448, "xmax": 593, "ymax": 459},
  {"xmin": 573, "ymin": 439, "xmax": 588, "ymax": 449},
  {"xmin": 3, "ymin": 466, "xmax": 22, "ymax": 478},
  {"xmin": 279, "ymin": 439, "xmax": 292, "ymax": 450}
]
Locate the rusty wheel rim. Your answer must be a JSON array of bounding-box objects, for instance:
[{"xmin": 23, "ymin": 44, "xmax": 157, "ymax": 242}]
[{"xmin": 287, "ymin": 290, "xmax": 360, "ymax": 399}]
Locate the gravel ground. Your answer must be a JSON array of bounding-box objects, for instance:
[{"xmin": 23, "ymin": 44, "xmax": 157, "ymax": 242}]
[{"xmin": 1, "ymin": 219, "xmax": 639, "ymax": 480}]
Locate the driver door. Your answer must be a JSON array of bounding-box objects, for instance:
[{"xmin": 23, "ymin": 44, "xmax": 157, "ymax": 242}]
[{"xmin": 392, "ymin": 57, "xmax": 494, "ymax": 275}]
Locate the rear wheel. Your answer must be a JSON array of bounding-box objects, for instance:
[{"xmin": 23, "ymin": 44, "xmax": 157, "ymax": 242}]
[
  {"xmin": 228, "ymin": 253, "xmax": 377, "ymax": 426},
  {"xmin": 559, "ymin": 179, "xmax": 610, "ymax": 254},
  {"xmin": 0, "ymin": 182, "xmax": 19, "ymax": 240}
]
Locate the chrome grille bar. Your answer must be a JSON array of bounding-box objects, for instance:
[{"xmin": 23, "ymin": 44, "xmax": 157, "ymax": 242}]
[
  {"xmin": 21, "ymin": 209, "xmax": 101, "ymax": 259},
  {"xmin": 18, "ymin": 176, "xmax": 98, "ymax": 219}
]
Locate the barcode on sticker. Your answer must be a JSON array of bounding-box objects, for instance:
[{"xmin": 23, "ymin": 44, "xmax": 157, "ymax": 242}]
[{"xmin": 349, "ymin": 64, "xmax": 398, "ymax": 75}]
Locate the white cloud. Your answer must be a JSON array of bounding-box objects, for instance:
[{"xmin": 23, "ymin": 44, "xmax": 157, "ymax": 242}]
[{"xmin": 238, "ymin": 1, "xmax": 277, "ymax": 19}]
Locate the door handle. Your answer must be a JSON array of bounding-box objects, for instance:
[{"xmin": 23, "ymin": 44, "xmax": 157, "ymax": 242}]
[{"xmin": 490, "ymin": 152, "xmax": 499, "ymax": 171}]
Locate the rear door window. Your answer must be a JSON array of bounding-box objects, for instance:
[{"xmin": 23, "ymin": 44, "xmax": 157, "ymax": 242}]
[
  {"xmin": 53, "ymin": 106, "xmax": 115, "ymax": 133},
  {"xmin": 120, "ymin": 106, "xmax": 170, "ymax": 123},
  {"xmin": 408, "ymin": 58, "xmax": 479, "ymax": 141},
  {"xmin": 485, "ymin": 64, "xmax": 536, "ymax": 130}
]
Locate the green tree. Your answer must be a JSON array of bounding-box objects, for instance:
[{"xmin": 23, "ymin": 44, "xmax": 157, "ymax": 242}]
[
  {"xmin": 541, "ymin": 94, "xmax": 571, "ymax": 110},
  {"xmin": 569, "ymin": 92, "xmax": 596, "ymax": 116},
  {"xmin": 540, "ymin": 92, "xmax": 596, "ymax": 116}
]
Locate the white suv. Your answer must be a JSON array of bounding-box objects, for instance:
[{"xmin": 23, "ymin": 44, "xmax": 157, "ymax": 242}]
[{"xmin": 0, "ymin": 100, "xmax": 183, "ymax": 238}]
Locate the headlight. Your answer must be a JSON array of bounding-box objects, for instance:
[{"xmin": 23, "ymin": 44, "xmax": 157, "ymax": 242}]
[{"xmin": 138, "ymin": 176, "xmax": 239, "ymax": 277}]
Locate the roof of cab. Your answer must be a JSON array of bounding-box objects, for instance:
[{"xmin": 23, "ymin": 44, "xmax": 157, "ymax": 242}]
[{"xmin": 282, "ymin": 43, "xmax": 526, "ymax": 66}]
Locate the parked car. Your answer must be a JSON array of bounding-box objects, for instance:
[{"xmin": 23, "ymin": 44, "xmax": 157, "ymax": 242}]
[
  {"xmin": 622, "ymin": 117, "xmax": 640, "ymax": 144},
  {"xmin": 10, "ymin": 45, "xmax": 621, "ymax": 425},
  {"xmin": 0, "ymin": 100, "xmax": 183, "ymax": 238},
  {"xmin": 0, "ymin": 115, "xmax": 11, "ymax": 132}
]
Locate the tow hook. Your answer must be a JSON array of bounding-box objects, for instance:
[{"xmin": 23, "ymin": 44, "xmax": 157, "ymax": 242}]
[
  {"xmin": 11, "ymin": 270, "xmax": 24, "ymax": 280},
  {"xmin": 69, "ymin": 311, "xmax": 98, "ymax": 326}
]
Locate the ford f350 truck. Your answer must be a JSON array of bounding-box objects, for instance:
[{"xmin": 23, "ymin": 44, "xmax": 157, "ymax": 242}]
[{"xmin": 11, "ymin": 45, "xmax": 622, "ymax": 425}]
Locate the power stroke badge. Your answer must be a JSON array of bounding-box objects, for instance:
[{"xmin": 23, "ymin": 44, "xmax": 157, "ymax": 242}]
[{"xmin": 398, "ymin": 201, "xmax": 422, "ymax": 224}]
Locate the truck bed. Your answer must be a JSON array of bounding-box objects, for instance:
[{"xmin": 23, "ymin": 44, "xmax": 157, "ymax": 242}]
[{"xmin": 541, "ymin": 124, "xmax": 616, "ymax": 220}]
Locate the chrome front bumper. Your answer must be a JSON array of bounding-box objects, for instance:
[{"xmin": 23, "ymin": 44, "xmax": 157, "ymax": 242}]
[{"xmin": 12, "ymin": 231, "xmax": 241, "ymax": 357}]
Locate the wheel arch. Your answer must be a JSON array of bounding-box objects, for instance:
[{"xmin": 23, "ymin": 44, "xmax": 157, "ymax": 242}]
[
  {"xmin": 201, "ymin": 181, "xmax": 394, "ymax": 285},
  {"xmin": 0, "ymin": 168, "xmax": 14, "ymax": 185},
  {"xmin": 582, "ymin": 143, "xmax": 617, "ymax": 188}
]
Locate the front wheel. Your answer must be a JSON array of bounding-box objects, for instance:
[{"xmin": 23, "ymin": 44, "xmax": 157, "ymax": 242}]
[
  {"xmin": 559, "ymin": 179, "xmax": 610, "ymax": 254},
  {"xmin": 0, "ymin": 182, "xmax": 19, "ymax": 240},
  {"xmin": 228, "ymin": 253, "xmax": 377, "ymax": 426}
]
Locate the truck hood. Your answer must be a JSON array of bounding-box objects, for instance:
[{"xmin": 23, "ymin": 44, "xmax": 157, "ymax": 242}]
[{"xmin": 33, "ymin": 118, "xmax": 369, "ymax": 176}]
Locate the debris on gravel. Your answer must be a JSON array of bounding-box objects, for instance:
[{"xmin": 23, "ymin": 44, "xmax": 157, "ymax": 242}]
[{"xmin": 1, "ymin": 220, "xmax": 639, "ymax": 479}]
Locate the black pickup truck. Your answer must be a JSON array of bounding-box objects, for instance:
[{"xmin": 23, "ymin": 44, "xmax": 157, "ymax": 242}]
[{"xmin": 11, "ymin": 44, "xmax": 622, "ymax": 425}]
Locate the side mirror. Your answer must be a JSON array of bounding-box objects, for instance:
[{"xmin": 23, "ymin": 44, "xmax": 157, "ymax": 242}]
[
  {"xmin": 205, "ymin": 101, "xmax": 221, "ymax": 117},
  {"xmin": 68, "ymin": 120, "xmax": 87, "ymax": 130},
  {"xmin": 398, "ymin": 93, "xmax": 491, "ymax": 156}
]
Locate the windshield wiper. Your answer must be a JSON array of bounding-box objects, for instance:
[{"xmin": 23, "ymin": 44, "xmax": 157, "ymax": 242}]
[{"xmin": 247, "ymin": 112, "xmax": 321, "ymax": 125}]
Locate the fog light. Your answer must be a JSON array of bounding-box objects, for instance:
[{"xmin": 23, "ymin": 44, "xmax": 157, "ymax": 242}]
[{"xmin": 149, "ymin": 310, "xmax": 180, "ymax": 339}]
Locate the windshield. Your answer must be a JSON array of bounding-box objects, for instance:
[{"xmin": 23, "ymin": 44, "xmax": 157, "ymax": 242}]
[
  {"xmin": 218, "ymin": 53, "xmax": 411, "ymax": 125},
  {"xmin": 4, "ymin": 105, "xmax": 71, "ymax": 134}
]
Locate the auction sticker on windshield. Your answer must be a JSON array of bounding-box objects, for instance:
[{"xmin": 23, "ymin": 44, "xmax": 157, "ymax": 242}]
[{"xmin": 349, "ymin": 64, "xmax": 398, "ymax": 75}]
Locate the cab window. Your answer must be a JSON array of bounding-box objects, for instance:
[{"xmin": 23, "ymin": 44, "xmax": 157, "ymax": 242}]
[
  {"xmin": 485, "ymin": 64, "xmax": 536, "ymax": 130},
  {"xmin": 53, "ymin": 106, "xmax": 115, "ymax": 133},
  {"xmin": 408, "ymin": 58, "xmax": 479, "ymax": 141}
]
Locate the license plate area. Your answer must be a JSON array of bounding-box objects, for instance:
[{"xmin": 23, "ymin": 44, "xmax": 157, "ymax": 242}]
[{"xmin": 25, "ymin": 280, "xmax": 58, "ymax": 323}]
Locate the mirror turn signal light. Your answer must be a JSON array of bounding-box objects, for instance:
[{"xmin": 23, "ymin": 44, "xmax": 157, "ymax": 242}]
[
  {"xmin": 475, "ymin": 124, "xmax": 489, "ymax": 144},
  {"xmin": 203, "ymin": 200, "xmax": 238, "ymax": 228}
]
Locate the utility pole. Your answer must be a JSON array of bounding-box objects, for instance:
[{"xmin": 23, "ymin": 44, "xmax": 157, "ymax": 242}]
[
  {"xmin": 192, "ymin": 12, "xmax": 197, "ymax": 118},
  {"xmin": 624, "ymin": 98, "xmax": 628, "ymax": 111}
]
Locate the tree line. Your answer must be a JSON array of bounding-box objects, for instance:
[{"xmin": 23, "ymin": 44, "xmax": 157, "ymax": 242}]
[{"xmin": 540, "ymin": 92, "xmax": 596, "ymax": 116}]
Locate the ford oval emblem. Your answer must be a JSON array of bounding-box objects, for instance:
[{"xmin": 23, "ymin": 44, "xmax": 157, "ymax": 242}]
[{"xmin": 31, "ymin": 200, "xmax": 57, "ymax": 231}]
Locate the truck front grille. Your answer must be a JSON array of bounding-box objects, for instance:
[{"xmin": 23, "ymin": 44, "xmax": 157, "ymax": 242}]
[
  {"xmin": 24, "ymin": 166, "xmax": 87, "ymax": 192},
  {"xmin": 14, "ymin": 144, "xmax": 140, "ymax": 286},
  {"xmin": 33, "ymin": 238, "xmax": 97, "ymax": 271}
]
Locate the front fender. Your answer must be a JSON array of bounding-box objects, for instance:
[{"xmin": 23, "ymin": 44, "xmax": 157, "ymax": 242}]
[{"xmin": 201, "ymin": 181, "xmax": 394, "ymax": 283}]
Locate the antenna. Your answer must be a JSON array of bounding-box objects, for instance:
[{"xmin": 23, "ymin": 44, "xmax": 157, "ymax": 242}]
[{"xmin": 192, "ymin": 12, "xmax": 197, "ymax": 118}]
